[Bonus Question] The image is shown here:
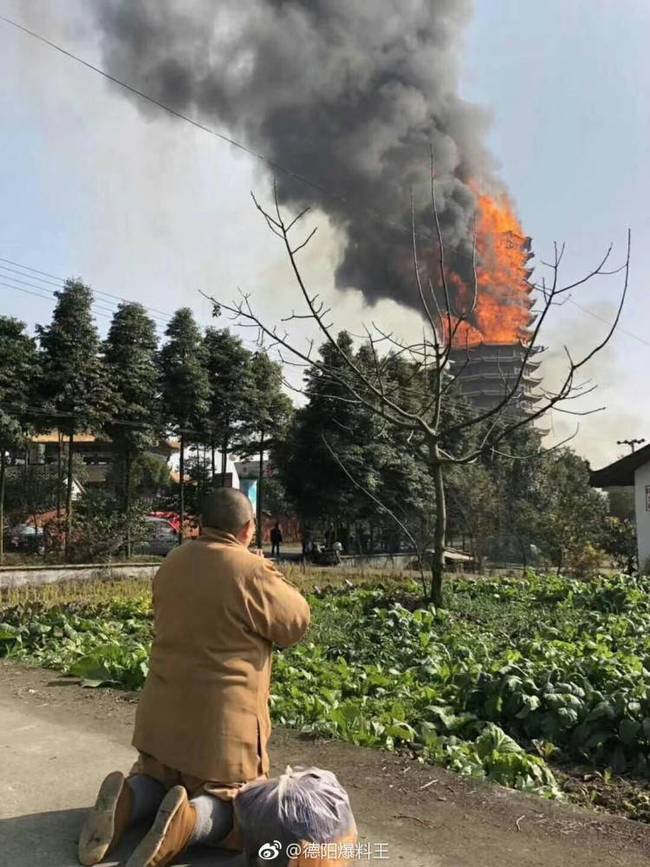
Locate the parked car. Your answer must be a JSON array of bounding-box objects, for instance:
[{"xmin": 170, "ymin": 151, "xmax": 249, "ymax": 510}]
[
  {"xmin": 307, "ymin": 543, "xmax": 342, "ymax": 566},
  {"xmin": 143, "ymin": 516, "xmax": 178, "ymax": 556},
  {"xmin": 8, "ymin": 524, "xmax": 44, "ymax": 554}
]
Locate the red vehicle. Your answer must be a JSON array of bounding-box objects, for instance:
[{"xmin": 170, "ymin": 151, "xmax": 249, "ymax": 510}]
[{"xmin": 147, "ymin": 512, "xmax": 200, "ymax": 539}]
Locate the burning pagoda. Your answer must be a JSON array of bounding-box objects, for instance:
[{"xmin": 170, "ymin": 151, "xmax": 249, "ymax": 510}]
[
  {"xmin": 448, "ymin": 340, "xmax": 544, "ymax": 414},
  {"xmin": 447, "ymin": 193, "xmax": 544, "ymax": 417}
]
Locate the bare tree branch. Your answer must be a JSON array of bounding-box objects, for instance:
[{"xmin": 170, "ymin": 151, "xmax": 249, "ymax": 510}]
[{"xmin": 203, "ymin": 178, "xmax": 630, "ymax": 605}]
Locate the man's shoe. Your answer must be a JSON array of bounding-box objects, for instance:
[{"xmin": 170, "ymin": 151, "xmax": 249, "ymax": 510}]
[
  {"xmin": 126, "ymin": 785, "xmax": 196, "ymax": 867},
  {"xmin": 78, "ymin": 771, "xmax": 134, "ymax": 865}
]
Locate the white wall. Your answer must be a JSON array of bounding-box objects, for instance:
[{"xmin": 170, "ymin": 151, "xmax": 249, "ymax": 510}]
[
  {"xmin": 167, "ymin": 449, "xmax": 240, "ymax": 489},
  {"xmin": 634, "ymin": 462, "xmax": 650, "ymax": 573}
]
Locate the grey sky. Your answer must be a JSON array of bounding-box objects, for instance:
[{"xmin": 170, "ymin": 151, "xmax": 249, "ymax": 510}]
[
  {"xmin": 462, "ymin": 0, "xmax": 650, "ymax": 463},
  {"xmin": 0, "ymin": 1, "xmax": 648, "ymax": 466}
]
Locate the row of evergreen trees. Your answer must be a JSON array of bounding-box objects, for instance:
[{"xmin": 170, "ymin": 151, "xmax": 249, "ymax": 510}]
[
  {"xmin": 0, "ymin": 279, "xmax": 290, "ymax": 560},
  {"xmin": 1, "ymin": 280, "xmax": 630, "ymax": 572}
]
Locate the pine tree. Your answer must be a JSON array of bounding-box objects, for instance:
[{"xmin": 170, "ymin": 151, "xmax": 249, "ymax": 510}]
[
  {"xmin": 238, "ymin": 352, "xmax": 292, "ymax": 549},
  {"xmin": 0, "ymin": 317, "xmax": 39, "ymax": 562},
  {"xmin": 274, "ymin": 333, "xmax": 436, "ymax": 552},
  {"xmin": 202, "ymin": 328, "xmax": 251, "ymax": 484},
  {"xmin": 36, "ymin": 280, "xmax": 106, "ymax": 559},
  {"xmin": 274, "ymin": 333, "xmax": 368, "ymax": 529},
  {"xmin": 159, "ymin": 309, "xmax": 210, "ymax": 541},
  {"xmin": 104, "ymin": 303, "xmax": 159, "ymax": 558}
]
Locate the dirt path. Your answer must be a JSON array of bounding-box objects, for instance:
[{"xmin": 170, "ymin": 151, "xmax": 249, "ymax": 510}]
[{"xmin": 2, "ymin": 661, "xmax": 650, "ymax": 866}]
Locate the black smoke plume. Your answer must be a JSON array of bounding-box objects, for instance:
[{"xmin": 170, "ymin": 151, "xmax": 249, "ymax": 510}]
[{"xmin": 94, "ymin": 0, "xmax": 500, "ymax": 311}]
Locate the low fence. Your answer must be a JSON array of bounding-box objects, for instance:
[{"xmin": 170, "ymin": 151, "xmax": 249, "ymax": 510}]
[
  {"xmin": 339, "ymin": 552, "xmax": 416, "ymax": 569},
  {"xmin": 0, "ymin": 561, "xmax": 159, "ymax": 590},
  {"xmin": 0, "ymin": 550, "xmax": 498, "ymax": 591},
  {"xmin": 0, "ymin": 554, "xmax": 418, "ymax": 589}
]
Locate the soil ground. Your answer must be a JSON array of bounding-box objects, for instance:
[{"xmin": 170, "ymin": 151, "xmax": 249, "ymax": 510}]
[{"xmin": 2, "ymin": 662, "xmax": 650, "ymax": 866}]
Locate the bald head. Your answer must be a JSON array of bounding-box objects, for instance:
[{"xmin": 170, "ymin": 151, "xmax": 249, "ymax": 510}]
[{"xmin": 202, "ymin": 488, "xmax": 255, "ymax": 535}]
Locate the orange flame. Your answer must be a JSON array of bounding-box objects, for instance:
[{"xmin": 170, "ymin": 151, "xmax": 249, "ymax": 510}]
[{"xmin": 450, "ymin": 186, "xmax": 534, "ymax": 348}]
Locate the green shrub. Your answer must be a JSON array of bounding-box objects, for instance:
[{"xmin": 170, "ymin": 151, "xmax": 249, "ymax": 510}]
[{"xmin": 3, "ymin": 571, "xmax": 650, "ymax": 803}]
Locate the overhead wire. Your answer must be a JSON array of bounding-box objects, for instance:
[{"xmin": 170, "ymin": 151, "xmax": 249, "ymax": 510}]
[
  {"xmin": 566, "ymin": 298, "xmax": 650, "ymax": 350},
  {"xmin": 0, "ymin": 261, "xmax": 624, "ymax": 431},
  {"xmin": 0, "ymin": 270, "xmax": 128, "ymax": 320},
  {"xmin": 0, "ymin": 11, "xmax": 539, "ymax": 253},
  {"xmin": 0, "ymin": 13, "xmax": 368, "ymax": 229},
  {"xmin": 6, "ymin": 276, "xmax": 570, "ymax": 428},
  {"xmin": 0, "ymin": 256, "xmax": 174, "ymax": 324},
  {"xmin": 0, "ymin": 280, "xmax": 113, "ymax": 321},
  {"xmin": 1, "ymin": 14, "xmax": 645, "ymax": 371}
]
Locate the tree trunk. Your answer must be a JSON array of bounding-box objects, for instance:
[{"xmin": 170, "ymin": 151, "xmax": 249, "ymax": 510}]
[
  {"xmin": 468, "ymin": 533, "xmax": 477, "ymax": 572},
  {"xmin": 125, "ymin": 451, "xmax": 132, "ymax": 560},
  {"xmin": 0, "ymin": 450, "xmax": 6, "ymax": 565},
  {"xmin": 519, "ymin": 538, "xmax": 528, "ymax": 574},
  {"xmin": 56, "ymin": 432, "xmax": 63, "ymax": 519},
  {"xmin": 221, "ymin": 435, "xmax": 228, "ymax": 487},
  {"xmin": 211, "ymin": 440, "xmax": 216, "ymax": 484},
  {"xmin": 256, "ymin": 433, "xmax": 264, "ymax": 550},
  {"xmin": 178, "ymin": 432, "xmax": 185, "ymax": 546},
  {"xmin": 430, "ymin": 452, "xmax": 446, "ymax": 608},
  {"xmin": 64, "ymin": 431, "xmax": 74, "ymax": 561}
]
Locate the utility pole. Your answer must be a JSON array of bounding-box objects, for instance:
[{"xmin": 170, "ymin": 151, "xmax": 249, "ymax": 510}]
[{"xmin": 617, "ymin": 438, "xmax": 646, "ymax": 454}]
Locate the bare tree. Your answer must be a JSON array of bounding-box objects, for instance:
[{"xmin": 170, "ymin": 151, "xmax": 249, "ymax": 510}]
[{"xmin": 203, "ymin": 180, "xmax": 630, "ymax": 606}]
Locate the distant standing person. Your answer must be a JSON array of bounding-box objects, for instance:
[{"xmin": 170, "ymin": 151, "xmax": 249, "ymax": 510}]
[
  {"xmin": 301, "ymin": 527, "xmax": 313, "ymax": 557},
  {"xmin": 270, "ymin": 521, "xmax": 283, "ymax": 557}
]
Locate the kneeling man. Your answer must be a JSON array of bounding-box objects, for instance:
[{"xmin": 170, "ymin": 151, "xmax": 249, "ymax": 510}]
[{"xmin": 79, "ymin": 488, "xmax": 311, "ymax": 867}]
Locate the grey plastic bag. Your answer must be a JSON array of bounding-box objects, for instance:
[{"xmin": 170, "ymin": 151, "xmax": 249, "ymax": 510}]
[{"xmin": 235, "ymin": 765, "xmax": 356, "ymax": 863}]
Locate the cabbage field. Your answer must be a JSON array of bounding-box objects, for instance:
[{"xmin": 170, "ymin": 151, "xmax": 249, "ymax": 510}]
[{"xmin": 2, "ymin": 571, "xmax": 650, "ymax": 820}]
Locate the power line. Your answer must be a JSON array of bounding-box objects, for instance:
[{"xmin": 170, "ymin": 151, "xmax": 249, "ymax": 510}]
[
  {"xmin": 616, "ymin": 437, "xmax": 646, "ymax": 453},
  {"xmin": 0, "ymin": 257, "xmax": 170, "ymax": 322},
  {"xmin": 0, "ymin": 262, "xmax": 62, "ymax": 288},
  {"xmin": 2, "ymin": 13, "xmax": 644, "ymax": 384},
  {"xmin": 0, "ymin": 280, "xmax": 112, "ymax": 321},
  {"xmin": 0, "ymin": 269, "xmax": 126, "ymax": 320},
  {"xmin": 0, "ymin": 256, "xmax": 174, "ymax": 324},
  {"xmin": 1, "ymin": 266, "xmax": 630, "ymax": 425},
  {"xmin": 0, "ymin": 12, "xmax": 471, "ymax": 247},
  {"xmin": 0, "ymin": 275, "xmax": 143, "ymax": 322},
  {"xmin": 0, "ymin": 280, "xmax": 113, "ymax": 321},
  {"xmin": 0, "ymin": 13, "xmax": 345, "ymax": 216},
  {"xmin": 567, "ymin": 298, "xmax": 650, "ymax": 349},
  {"xmin": 3, "ymin": 13, "xmax": 645, "ymax": 363},
  {"xmin": 0, "ymin": 280, "xmax": 56, "ymax": 305}
]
